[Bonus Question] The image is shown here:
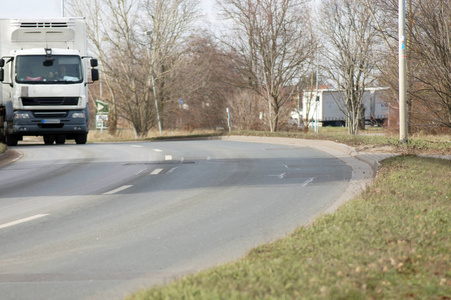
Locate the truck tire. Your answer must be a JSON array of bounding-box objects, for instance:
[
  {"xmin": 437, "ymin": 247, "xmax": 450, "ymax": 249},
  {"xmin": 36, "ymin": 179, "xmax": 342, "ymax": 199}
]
[
  {"xmin": 75, "ymin": 133, "xmax": 87, "ymax": 144},
  {"xmin": 5, "ymin": 134, "xmax": 18, "ymax": 146},
  {"xmin": 43, "ymin": 135, "xmax": 56, "ymax": 145},
  {"xmin": 55, "ymin": 135, "xmax": 66, "ymax": 145}
]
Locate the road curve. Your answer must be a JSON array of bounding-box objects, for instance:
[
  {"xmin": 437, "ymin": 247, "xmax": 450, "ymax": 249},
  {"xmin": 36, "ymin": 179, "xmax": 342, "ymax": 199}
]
[{"xmin": 0, "ymin": 139, "xmax": 369, "ymax": 300}]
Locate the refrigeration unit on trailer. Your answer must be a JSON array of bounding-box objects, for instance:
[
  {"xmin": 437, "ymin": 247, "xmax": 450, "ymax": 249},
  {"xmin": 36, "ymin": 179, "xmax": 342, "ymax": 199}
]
[{"xmin": 0, "ymin": 18, "xmax": 99, "ymax": 146}]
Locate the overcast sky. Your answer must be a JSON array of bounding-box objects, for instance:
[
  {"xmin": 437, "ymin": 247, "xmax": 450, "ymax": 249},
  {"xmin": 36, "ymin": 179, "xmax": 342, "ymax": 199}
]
[
  {"xmin": 0, "ymin": 0, "xmax": 216, "ymax": 20},
  {"xmin": 0, "ymin": 0, "xmax": 61, "ymax": 18}
]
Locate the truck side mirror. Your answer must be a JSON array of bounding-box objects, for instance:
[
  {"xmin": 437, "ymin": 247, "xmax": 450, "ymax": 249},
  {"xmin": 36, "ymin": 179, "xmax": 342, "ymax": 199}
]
[
  {"xmin": 90, "ymin": 59, "xmax": 98, "ymax": 68},
  {"xmin": 0, "ymin": 69, "xmax": 3, "ymax": 82},
  {"xmin": 91, "ymin": 68, "xmax": 99, "ymax": 82}
]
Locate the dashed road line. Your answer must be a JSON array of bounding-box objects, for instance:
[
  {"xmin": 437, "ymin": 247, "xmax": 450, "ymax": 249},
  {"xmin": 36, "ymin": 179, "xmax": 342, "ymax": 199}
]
[
  {"xmin": 167, "ymin": 167, "xmax": 178, "ymax": 173},
  {"xmin": 0, "ymin": 214, "xmax": 49, "ymax": 230},
  {"xmin": 103, "ymin": 185, "xmax": 133, "ymax": 195},
  {"xmin": 302, "ymin": 177, "xmax": 315, "ymax": 187},
  {"xmin": 150, "ymin": 168, "xmax": 164, "ymax": 175},
  {"xmin": 165, "ymin": 155, "xmax": 173, "ymax": 160}
]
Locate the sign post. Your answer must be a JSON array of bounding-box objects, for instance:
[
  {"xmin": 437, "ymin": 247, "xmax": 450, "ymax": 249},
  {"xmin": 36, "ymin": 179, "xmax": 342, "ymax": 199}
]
[{"xmin": 226, "ymin": 107, "xmax": 231, "ymax": 132}]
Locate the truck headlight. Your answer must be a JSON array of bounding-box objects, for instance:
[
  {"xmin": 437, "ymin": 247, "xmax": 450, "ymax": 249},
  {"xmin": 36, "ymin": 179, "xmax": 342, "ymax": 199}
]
[
  {"xmin": 72, "ymin": 112, "xmax": 86, "ymax": 118},
  {"xmin": 14, "ymin": 113, "xmax": 30, "ymax": 119}
]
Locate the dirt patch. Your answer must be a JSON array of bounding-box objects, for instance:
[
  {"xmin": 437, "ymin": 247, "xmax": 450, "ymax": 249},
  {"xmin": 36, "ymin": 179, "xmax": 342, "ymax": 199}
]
[{"xmin": 0, "ymin": 150, "xmax": 23, "ymax": 168}]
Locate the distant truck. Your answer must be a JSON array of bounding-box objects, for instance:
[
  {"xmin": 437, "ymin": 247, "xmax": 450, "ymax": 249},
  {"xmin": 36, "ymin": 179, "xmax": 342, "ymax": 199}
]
[
  {"xmin": 0, "ymin": 18, "xmax": 98, "ymax": 146},
  {"xmin": 302, "ymin": 88, "xmax": 389, "ymax": 127}
]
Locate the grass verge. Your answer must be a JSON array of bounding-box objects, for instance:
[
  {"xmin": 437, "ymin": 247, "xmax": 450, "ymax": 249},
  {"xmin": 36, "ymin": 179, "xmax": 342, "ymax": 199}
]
[{"xmin": 128, "ymin": 156, "xmax": 451, "ymax": 299}]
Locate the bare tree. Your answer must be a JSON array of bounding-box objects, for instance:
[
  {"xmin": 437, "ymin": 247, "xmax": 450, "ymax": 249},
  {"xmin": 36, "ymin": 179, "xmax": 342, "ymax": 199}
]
[
  {"xmin": 140, "ymin": 0, "xmax": 200, "ymax": 132},
  {"xmin": 300, "ymin": 66, "xmax": 322, "ymax": 131},
  {"xmin": 366, "ymin": 0, "xmax": 421, "ymax": 133},
  {"xmin": 66, "ymin": 0, "xmax": 119, "ymax": 134},
  {"xmin": 227, "ymin": 90, "xmax": 265, "ymax": 130},
  {"xmin": 218, "ymin": 0, "xmax": 315, "ymax": 132},
  {"xmin": 404, "ymin": 0, "xmax": 451, "ymax": 129},
  {"xmin": 367, "ymin": 0, "xmax": 451, "ymax": 133},
  {"xmin": 163, "ymin": 33, "xmax": 233, "ymax": 131},
  {"xmin": 67, "ymin": 0, "xmax": 200, "ymax": 137},
  {"xmin": 319, "ymin": 0, "xmax": 381, "ymax": 134}
]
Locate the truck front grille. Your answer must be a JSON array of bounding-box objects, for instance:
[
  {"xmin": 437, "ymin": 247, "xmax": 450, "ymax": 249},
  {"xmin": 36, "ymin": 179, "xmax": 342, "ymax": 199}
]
[
  {"xmin": 32, "ymin": 111, "xmax": 69, "ymax": 118},
  {"xmin": 22, "ymin": 97, "xmax": 79, "ymax": 106}
]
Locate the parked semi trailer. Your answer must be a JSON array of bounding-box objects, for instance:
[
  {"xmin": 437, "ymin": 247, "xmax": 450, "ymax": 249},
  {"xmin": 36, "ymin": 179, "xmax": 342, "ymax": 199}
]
[
  {"xmin": 302, "ymin": 88, "xmax": 389, "ymax": 127},
  {"xmin": 0, "ymin": 18, "xmax": 98, "ymax": 146}
]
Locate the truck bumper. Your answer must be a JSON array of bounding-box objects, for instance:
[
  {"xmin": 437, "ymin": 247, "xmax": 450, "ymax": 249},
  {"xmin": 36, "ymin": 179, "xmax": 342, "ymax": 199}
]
[{"xmin": 10, "ymin": 110, "xmax": 89, "ymax": 136}]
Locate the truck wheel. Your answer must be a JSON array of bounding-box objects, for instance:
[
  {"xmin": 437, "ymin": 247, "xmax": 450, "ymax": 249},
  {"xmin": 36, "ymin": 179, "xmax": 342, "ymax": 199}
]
[
  {"xmin": 75, "ymin": 133, "xmax": 87, "ymax": 144},
  {"xmin": 5, "ymin": 134, "xmax": 18, "ymax": 146},
  {"xmin": 43, "ymin": 135, "xmax": 56, "ymax": 145},
  {"xmin": 55, "ymin": 135, "xmax": 66, "ymax": 145}
]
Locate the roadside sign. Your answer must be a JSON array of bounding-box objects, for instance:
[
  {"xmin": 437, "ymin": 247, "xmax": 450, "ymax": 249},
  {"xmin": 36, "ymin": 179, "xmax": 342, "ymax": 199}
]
[
  {"xmin": 96, "ymin": 114, "xmax": 108, "ymax": 130},
  {"xmin": 96, "ymin": 99, "xmax": 109, "ymax": 113}
]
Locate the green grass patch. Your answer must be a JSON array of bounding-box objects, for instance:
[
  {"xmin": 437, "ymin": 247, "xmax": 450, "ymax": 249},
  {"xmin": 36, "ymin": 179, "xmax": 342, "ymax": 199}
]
[
  {"xmin": 0, "ymin": 143, "xmax": 5, "ymax": 154},
  {"xmin": 128, "ymin": 156, "xmax": 451, "ymax": 299}
]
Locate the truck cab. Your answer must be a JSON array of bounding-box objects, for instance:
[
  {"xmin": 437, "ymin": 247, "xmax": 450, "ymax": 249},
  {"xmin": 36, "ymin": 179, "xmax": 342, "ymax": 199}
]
[{"xmin": 0, "ymin": 18, "xmax": 98, "ymax": 146}]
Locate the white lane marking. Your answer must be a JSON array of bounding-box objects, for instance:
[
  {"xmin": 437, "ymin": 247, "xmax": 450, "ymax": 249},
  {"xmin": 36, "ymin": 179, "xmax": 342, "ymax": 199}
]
[
  {"xmin": 135, "ymin": 167, "xmax": 149, "ymax": 175},
  {"xmin": 302, "ymin": 177, "xmax": 315, "ymax": 187},
  {"xmin": 167, "ymin": 167, "xmax": 178, "ymax": 173},
  {"xmin": 150, "ymin": 168, "xmax": 163, "ymax": 175},
  {"xmin": 103, "ymin": 185, "xmax": 133, "ymax": 195},
  {"xmin": 131, "ymin": 145, "xmax": 143, "ymax": 148},
  {"xmin": 165, "ymin": 155, "xmax": 172, "ymax": 160},
  {"xmin": 268, "ymin": 173, "xmax": 287, "ymax": 179},
  {"xmin": 0, "ymin": 214, "xmax": 49, "ymax": 230},
  {"xmin": 153, "ymin": 149, "xmax": 163, "ymax": 152}
]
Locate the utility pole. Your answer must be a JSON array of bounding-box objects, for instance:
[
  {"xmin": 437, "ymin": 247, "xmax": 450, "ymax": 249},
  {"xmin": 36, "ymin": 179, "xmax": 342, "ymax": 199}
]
[
  {"xmin": 399, "ymin": 0, "xmax": 408, "ymax": 143},
  {"xmin": 61, "ymin": 0, "xmax": 65, "ymax": 17}
]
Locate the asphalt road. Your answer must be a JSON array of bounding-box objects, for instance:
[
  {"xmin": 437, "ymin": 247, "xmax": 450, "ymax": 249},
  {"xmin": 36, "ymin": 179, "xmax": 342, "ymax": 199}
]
[{"xmin": 0, "ymin": 139, "xmax": 353, "ymax": 299}]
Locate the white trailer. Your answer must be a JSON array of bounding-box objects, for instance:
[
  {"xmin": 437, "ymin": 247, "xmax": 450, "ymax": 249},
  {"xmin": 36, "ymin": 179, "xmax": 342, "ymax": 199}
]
[
  {"xmin": 0, "ymin": 18, "xmax": 98, "ymax": 146},
  {"xmin": 302, "ymin": 88, "xmax": 389, "ymax": 127}
]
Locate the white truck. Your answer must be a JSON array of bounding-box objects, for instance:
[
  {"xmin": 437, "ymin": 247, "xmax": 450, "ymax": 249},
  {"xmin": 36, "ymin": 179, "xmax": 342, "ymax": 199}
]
[
  {"xmin": 0, "ymin": 18, "xmax": 98, "ymax": 146},
  {"xmin": 302, "ymin": 88, "xmax": 389, "ymax": 127}
]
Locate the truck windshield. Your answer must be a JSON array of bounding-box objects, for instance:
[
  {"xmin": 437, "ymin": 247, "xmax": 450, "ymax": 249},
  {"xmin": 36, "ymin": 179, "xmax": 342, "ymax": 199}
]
[{"xmin": 16, "ymin": 55, "xmax": 83, "ymax": 84}]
